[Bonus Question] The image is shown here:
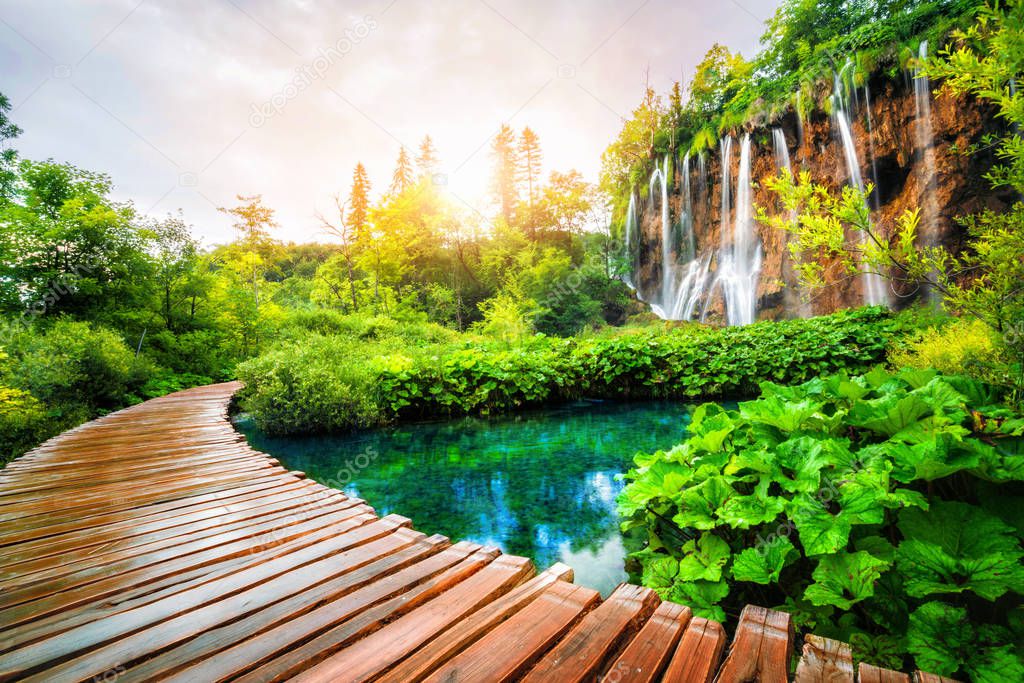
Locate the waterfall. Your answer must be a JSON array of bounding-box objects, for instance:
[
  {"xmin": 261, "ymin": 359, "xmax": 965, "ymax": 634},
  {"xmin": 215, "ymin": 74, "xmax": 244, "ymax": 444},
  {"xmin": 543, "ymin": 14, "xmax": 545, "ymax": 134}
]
[
  {"xmin": 719, "ymin": 137, "xmax": 733, "ymax": 252},
  {"xmin": 680, "ymin": 152, "xmax": 696, "ymax": 262},
  {"xmin": 623, "ymin": 192, "xmax": 638, "ymax": 291},
  {"xmin": 864, "ymin": 82, "xmax": 882, "ymax": 211},
  {"xmin": 773, "ymin": 128, "xmax": 813, "ymax": 318},
  {"xmin": 772, "ymin": 128, "xmax": 791, "ymax": 173},
  {"xmin": 833, "ymin": 72, "xmax": 889, "ymax": 307},
  {"xmin": 718, "ymin": 134, "xmax": 762, "ymax": 326},
  {"xmin": 914, "ymin": 40, "xmax": 939, "ymax": 249}
]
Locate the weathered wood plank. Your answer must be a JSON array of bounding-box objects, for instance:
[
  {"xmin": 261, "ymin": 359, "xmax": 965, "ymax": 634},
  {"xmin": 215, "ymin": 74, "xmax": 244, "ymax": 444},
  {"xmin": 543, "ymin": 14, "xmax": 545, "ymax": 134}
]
[
  {"xmin": 418, "ymin": 581, "xmax": 602, "ymax": 683},
  {"xmin": 225, "ymin": 548, "xmax": 505, "ymax": 683},
  {"xmin": 1, "ymin": 519, "xmax": 421, "ymax": 681},
  {"xmin": 714, "ymin": 605, "xmax": 793, "ymax": 683},
  {"xmin": 794, "ymin": 634, "xmax": 854, "ymax": 683},
  {"xmin": 520, "ymin": 583, "xmax": 660, "ymax": 683},
  {"xmin": 662, "ymin": 616, "xmax": 727, "ymax": 683},
  {"xmin": 604, "ymin": 601, "xmax": 692, "ymax": 683},
  {"xmin": 374, "ymin": 563, "xmax": 575, "ymax": 683},
  {"xmin": 290, "ymin": 554, "xmax": 535, "ymax": 683},
  {"xmin": 858, "ymin": 662, "xmax": 911, "ymax": 683}
]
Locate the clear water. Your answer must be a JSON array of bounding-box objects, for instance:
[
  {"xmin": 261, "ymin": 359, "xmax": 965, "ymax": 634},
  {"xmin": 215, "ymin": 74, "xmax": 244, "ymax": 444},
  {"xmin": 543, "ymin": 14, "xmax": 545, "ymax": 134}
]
[{"xmin": 235, "ymin": 400, "xmax": 695, "ymax": 595}]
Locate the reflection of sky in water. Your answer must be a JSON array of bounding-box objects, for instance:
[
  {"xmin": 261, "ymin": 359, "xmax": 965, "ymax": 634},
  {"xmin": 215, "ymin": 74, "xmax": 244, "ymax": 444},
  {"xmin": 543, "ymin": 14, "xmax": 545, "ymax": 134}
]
[{"xmin": 237, "ymin": 400, "xmax": 694, "ymax": 596}]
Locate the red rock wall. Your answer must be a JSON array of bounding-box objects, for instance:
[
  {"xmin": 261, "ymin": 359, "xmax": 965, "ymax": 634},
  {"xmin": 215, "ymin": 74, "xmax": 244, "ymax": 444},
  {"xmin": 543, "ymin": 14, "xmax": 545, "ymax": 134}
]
[{"xmin": 633, "ymin": 73, "xmax": 1011, "ymax": 322}]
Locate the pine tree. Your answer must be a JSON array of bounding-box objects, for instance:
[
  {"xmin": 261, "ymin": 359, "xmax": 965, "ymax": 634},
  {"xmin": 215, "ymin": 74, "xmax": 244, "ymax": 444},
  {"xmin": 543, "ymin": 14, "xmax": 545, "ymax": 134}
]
[
  {"xmin": 415, "ymin": 135, "xmax": 439, "ymax": 179},
  {"xmin": 517, "ymin": 127, "xmax": 543, "ymax": 208},
  {"xmin": 389, "ymin": 147, "xmax": 414, "ymax": 195},
  {"xmin": 346, "ymin": 163, "xmax": 371, "ymax": 240},
  {"xmin": 491, "ymin": 124, "xmax": 519, "ymax": 223}
]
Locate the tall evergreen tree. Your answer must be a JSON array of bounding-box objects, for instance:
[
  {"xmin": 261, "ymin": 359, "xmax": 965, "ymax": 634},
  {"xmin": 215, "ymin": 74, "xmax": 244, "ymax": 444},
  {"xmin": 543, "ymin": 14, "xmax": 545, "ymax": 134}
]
[
  {"xmin": 346, "ymin": 163, "xmax": 371, "ymax": 240},
  {"xmin": 390, "ymin": 147, "xmax": 414, "ymax": 195},
  {"xmin": 415, "ymin": 135, "xmax": 440, "ymax": 178},
  {"xmin": 0, "ymin": 92, "xmax": 21, "ymax": 203},
  {"xmin": 517, "ymin": 127, "xmax": 543, "ymax": 208},
  {"xmin": 491, "ymin": 124, "xmax": 519, "ymax": 223}
]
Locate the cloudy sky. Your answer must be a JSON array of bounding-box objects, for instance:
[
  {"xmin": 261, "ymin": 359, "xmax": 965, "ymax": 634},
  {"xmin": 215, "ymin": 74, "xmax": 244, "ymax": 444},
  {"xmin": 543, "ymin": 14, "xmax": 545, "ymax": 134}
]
[{"xmin": 1, "ymin": 0, "xmax": 780, "ymax": 244}]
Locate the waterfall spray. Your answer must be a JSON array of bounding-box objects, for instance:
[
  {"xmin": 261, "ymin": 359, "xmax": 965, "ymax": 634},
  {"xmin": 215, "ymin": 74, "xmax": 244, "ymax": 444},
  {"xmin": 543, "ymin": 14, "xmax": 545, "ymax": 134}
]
[
  {"xmin": 914, "ymin": 40, "xmax": 939, "ymax": 249},
  {"xmin": 833, "ymin": 72, "xmax": 889, "ymax": 307}
]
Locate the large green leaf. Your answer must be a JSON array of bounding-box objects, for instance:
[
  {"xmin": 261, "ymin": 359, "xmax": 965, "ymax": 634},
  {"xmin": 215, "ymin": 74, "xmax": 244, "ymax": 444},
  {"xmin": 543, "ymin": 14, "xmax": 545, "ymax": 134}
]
[
  {"xmin": 673, "ymin": 476, "xmax": 735, "ymax": 530},
  {"xmin": 907, "ymin": 601, "xmax": 972, "ymax": 677},
  {"xmin": 789, "ymin": 494, "xmax": 852, "ymax": 556},
  {"xmin": 739, "ymin": 395, "xmax": 825, "ymax": 432},
  {"xmin": 676, "ymin": 532, "xmax": 731, "ymax": 582},
  {"xmin": 618, "ymin": 460, "xmax": 691, "ymax": 516},
  {"xmin": 896, "ymin": 502, "xmax": 1024, "ymax": 600},
  {"xmin": 731, "ymin": 537, "xmax": 797, "ymax": 584},
  {"xmin": 803, "ymin": 550, "xmax": 891, "ymax": 609},
  {"xmin": 849, "ymin": 392, "xmax": 934, "ymax": 437},
  {"xmin": 717, "ymin": 482, "xmax": 786, "ymax": 529},
  {"xmin": 640, "ymin": 554, "xmax": 678, "ymax": 595},
  {"xmin": 667, "ymin": 579, "xmax": 729, "ymax": 622}
]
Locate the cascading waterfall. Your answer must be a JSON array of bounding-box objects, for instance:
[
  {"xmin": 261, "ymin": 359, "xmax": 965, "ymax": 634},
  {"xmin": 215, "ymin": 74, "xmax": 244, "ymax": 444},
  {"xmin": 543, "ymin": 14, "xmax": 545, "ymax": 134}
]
[
  {"xmin": 773, "ymin": 128, "xmax": 812, "ymax": 318},
  {"xmin": 832, "ymin": 71, "xmax": 890, "ymax": 306},
  {"xmin": 864, "ymin": 82, "xmax": 882, "ymax": 211},
  {"xmin": 623, "ymin": 192, "xmax": 638, "ymax": 291},
  {"xmin": 913, "ymin": 40, "xmax": 939, "ymax": 248},
  {"xmin": 717, "ymin": 134, "xmax": 762, "ymax": 326}
]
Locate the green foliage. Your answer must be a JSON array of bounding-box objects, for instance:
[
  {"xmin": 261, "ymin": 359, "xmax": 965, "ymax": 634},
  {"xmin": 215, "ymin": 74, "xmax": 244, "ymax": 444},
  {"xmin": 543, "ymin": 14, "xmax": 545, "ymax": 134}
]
[
  {"xmin": 889, "ymin": 317, "xmax": 1013, "ymax": 388},
  {"xmin": 238, "ymin": 306, "xmax": 911, "ymax": 435},
  {"xmin": 619, "ymin": 368, "xmax": 1024, "ymax": 676}
]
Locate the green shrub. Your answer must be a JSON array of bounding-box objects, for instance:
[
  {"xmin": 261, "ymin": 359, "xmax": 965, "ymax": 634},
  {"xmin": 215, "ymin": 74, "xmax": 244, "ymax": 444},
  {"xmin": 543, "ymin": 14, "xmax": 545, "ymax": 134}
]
[
  {"xmin": 239, "ymin": 306, "xmax": 915, "ymax": 434},
  {"xmin": 0, "ymin": 385, "xmax": 50, "ymax": 465},
  {"xmin": 618, "ymin": 368, "xmax": 1024, "ymax": 679},
  {"xmin": 889, "ymin": 318, "xmax": 1014, "ymax": 391}
]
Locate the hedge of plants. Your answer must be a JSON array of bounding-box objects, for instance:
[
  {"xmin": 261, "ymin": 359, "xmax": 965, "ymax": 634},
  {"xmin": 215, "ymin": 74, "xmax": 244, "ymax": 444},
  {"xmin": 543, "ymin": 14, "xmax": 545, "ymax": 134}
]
[
  {"xmin": 237, "ymin": 306, "xmax": 913, "ymax": 435},
  {"xmin": 618, "ymin": 368, "xmax": 1024, "ymax": 680}
]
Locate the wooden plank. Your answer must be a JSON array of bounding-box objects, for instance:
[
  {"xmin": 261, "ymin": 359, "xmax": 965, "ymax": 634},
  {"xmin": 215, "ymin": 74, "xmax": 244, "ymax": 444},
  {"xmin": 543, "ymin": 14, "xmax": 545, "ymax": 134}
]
[
  {"xmin": 0, "ymin": 474, "xmax": 293, "ymax": 546},
  {"xmin": 521, "ymin": 583, "xmax": 660, "ymax": 683},
  {"xmin": 795, "ymin": 634, "xmax": 854, "ymax": 683},
  {"xmin": 290, "ymin": 554, "xmax": 535, "ymax": 683},
  {"xmin": 0, "ymin": 479, "xmax": 324, "ymax": 568},
  {"xmin": 374, "ymin": 563, "xmax": 575, "ymax": 683},
  {"xmin": 0, "ymin": 502, "xmax": 373, "ymax": 618},
  {"xmin": 713, "ymin": 605, "xmax": 792, "ymax": 683},
  {"xmin": 0, "ymin": 506, "xmax": 378, "ymax": 634},
  {"xmin": 858, "ymin": 663, "xmax": 911, "ymax": 683},
  {"xmin": 604, "ymin": 601, "xmax": 692, "ymax": 683},
  {"xmin": 115, "ymin": 536, "xmax": 458, "ymax": 682},
  {"xmin": 1, "ymin": 517, "xmax": 419, "ymax": 681},
  {"xmin": 662, "ymin": 616, "xmax": 726, "ymax": 683},
  {"xmin": 185, "ymin": 547, "xmax": 504, "ymax": 683},
  {"xmin": 913, "ymin": 672, "xmax": 961, "ymax": 683},
  {"xmin": 0, "ymin": 487, "xmax": 352, "ymax": 584},
  {"xmin": 419, "ymin": 581, "xmax": 601, "ymax": 683}
]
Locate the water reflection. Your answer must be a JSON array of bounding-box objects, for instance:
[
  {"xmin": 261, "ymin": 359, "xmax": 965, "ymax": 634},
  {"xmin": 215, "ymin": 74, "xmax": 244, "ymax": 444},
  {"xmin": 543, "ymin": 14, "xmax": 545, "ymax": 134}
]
[{"xmin": 236, "ymin": 400, "xmax": 693, "ymax": 595}]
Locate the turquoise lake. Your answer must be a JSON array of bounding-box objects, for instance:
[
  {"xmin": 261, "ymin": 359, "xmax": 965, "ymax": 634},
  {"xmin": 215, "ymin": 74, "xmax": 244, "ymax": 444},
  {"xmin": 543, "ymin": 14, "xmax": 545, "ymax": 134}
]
[{"xmin": 236, "ymin": 400, "xmax": 695, "ymax": 595}]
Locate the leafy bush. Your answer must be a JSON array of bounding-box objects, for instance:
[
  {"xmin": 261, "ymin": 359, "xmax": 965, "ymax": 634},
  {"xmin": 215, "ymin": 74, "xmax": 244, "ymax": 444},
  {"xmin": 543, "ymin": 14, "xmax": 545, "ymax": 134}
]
[
  {"xmin": 239, "ymin": 306, "xmax": 914, "ymax": 434},
  {"xmin": 618, "ymin": 367, "xmax": 1024, "ymax": 679},
  {"xmin": 890, "ymin": 318, "xmax": 1014, "ymax": 389},
  {"xmin": 0, "ymin": 385, "xmax": 49, "ymax": 465}
]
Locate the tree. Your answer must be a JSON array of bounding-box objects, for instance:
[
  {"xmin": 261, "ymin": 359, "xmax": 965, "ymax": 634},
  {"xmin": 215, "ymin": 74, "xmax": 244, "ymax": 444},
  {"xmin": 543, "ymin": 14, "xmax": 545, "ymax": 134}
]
[
  {"xmin": 317, "ymin": 195, "xmax": 361, "ymax": 312},
  {"xmin": 518, "ymin": 127, "xmax": 543, "ymax": 208},
  {"xmin": 538, "ymin": 170, "xmax": 598, "ymax": 235},
  {"xmin": 346, "ymin": 163, "xmax": 372, "ymax": 241},
  {"xmin": 217, "ymin": 194, "xmax": 279, "ymax": 342},
  {"xmin": 146, "ymin": 212, "xmax": 198, "ymax": 332},
  {"xmin": 416, "ymin": 135, "xmax": 440, "ymax": 178},
  {"xmin": 0, "ymin": 92, "xmax": 20, "ymax": 203},
  {"xmin": 491, "ymin": 124, "xmax": 519, "ymax": 223},
  {"xmin": 389, "ymin": 147, "xmax": 414, "ymax": 195}
]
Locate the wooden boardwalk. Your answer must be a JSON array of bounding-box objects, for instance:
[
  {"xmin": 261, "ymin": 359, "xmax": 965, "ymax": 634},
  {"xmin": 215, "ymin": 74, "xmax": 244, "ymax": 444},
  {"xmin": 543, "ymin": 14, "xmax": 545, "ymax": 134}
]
[{"xmin": 0, "ymin": 383, "xmax": 954, "ymax": 682}]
